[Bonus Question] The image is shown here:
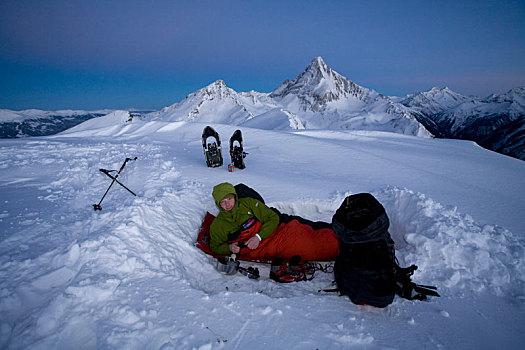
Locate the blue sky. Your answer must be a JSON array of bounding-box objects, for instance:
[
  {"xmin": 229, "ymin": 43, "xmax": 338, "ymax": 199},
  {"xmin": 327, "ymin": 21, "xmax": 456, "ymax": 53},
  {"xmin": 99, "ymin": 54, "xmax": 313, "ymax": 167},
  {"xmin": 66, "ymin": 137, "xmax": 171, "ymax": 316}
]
[{"xmin": 1, "ymin": 0, "xmax": 524, "ymax": 110}]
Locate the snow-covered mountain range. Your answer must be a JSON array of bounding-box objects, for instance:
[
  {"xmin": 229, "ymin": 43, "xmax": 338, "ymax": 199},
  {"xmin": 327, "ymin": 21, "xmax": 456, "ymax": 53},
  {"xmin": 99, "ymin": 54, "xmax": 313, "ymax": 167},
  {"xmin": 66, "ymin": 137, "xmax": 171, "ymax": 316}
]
[
  {"xmin": 146, "ymin": 56, "xmax": 525, "ymax": 159},
  {"xmin": 1, "ymin": 57, "xmax": 523, "ymax": 159},
  {"xmin": 0, "ymin": 109, "xmax": 113, "ymax": 138},
  {"xmin": 148, "ymin": 57, "xmax": 431, "ymax": 137},
  {"xmin": 0, "ymin": 109, "xmax": 153, "ymax": 138},
  {"xmin": 401, "ymin": 86, "xmax": 525, "ymax": 160}
]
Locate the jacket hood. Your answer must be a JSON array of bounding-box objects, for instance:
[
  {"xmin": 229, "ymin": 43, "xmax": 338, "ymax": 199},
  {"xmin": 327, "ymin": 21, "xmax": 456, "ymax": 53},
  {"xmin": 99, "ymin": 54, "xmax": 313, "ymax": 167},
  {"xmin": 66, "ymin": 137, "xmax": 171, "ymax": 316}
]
[{"xmin": 212, "ymin": 182, "xmax": 237, "ymax": 209}]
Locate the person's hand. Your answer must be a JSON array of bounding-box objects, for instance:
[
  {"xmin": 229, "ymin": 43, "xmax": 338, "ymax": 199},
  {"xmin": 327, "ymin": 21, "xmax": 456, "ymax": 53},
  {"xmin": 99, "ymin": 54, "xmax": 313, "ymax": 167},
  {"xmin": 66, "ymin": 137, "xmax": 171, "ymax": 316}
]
[
  {"xmin": 229, "ymin": 242, "xmax": 240, "ymax": 254},
  {"xmin": 245, "ymin": 236, "xmax": 260, "ymax": 250}
]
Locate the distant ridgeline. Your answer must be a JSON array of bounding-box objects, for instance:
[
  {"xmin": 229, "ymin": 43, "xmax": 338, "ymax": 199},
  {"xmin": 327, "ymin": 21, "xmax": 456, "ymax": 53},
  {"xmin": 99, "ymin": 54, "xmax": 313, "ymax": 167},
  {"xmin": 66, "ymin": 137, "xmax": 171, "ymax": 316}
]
[
  {"xmin": 400, "ymin": 86, "xmax": 525, "ymax": 161},
  {"xmin": 0, "ymin": 113, "xmax": 104, "ymax": 138},
  {"xmin": 0, "ymin": 111, "xmax": 152, "ymax": 138}
]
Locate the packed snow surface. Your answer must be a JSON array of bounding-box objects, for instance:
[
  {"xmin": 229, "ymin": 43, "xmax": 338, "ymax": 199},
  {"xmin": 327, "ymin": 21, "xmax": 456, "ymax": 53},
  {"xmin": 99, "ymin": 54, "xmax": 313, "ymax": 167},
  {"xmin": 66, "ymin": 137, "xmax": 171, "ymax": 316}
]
[{"xmin": 0, "ymin": 113, "xmax": 524, "ymax": 349}]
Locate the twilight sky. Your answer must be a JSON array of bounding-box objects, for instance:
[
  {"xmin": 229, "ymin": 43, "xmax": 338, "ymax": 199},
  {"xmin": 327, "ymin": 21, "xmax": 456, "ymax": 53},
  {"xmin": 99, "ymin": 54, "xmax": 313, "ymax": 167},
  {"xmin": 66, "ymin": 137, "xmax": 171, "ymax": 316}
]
[{"xmin": 1, "ymin": 0, "xmax": 524, "ymax": 110}]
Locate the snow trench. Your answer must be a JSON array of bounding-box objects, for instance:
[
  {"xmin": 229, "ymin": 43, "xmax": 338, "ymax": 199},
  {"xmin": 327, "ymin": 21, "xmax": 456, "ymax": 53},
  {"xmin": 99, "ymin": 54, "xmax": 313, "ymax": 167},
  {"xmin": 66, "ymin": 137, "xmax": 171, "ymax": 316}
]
[
  {"xmin": 44, "ymin": 180, "xmax": 521, "ymax": 301},
  {"xmin": 1, "ymin": 140, "xmax": 523, "ymax": 348}
]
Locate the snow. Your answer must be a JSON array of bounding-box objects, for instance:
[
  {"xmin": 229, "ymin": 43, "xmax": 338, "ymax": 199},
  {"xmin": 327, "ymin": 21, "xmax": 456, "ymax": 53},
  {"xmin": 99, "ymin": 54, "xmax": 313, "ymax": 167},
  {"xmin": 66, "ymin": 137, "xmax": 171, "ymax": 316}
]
[{"xmin": 0, "ymin": 113, "xmax": 524, "ymax": 349}]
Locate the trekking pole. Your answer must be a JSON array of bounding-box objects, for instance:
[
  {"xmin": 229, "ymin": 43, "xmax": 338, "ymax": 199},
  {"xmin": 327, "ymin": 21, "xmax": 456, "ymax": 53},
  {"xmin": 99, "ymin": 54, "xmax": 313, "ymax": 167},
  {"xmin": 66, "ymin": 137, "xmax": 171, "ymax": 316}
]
[
  {"xmin": 93, "ymin": 157, "xmax": 137, "ymax": 211},
  {"xmin": 99, "ymin": 169, "xmax": 137, "ymax": 196}
]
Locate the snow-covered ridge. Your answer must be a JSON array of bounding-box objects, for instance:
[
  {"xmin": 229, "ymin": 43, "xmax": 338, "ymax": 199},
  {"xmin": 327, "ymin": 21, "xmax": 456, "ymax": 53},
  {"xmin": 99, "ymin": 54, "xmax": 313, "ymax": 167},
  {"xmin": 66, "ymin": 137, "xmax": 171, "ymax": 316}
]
[
  {"xmin": 0, "ymin": 109, "xmax": 114, "ymax": 122},
  {"xmin": 0, "ymin": 109, "xmax": 153, "ymax": 138},
  {"xmin": 402, "ymin": 86, "xmax": 525, "ymax": 159},
  {"xmin": 147, "ymin": 80, "xmax": 258, "ymax": 125},
  {"xmin": 147, "ymin": 57, "xmax": 432, "ymax": 137},
  {"xmin": 400, "ymin": 87, "xmax": 479, "ymax": 115}
]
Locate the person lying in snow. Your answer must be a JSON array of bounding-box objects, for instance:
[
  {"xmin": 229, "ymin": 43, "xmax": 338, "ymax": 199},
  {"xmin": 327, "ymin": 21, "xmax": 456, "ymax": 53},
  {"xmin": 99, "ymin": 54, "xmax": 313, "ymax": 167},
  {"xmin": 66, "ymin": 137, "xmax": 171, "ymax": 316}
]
[{"xmin": 210, "ymin": 182, "xmax": 339, "ymax": 261}]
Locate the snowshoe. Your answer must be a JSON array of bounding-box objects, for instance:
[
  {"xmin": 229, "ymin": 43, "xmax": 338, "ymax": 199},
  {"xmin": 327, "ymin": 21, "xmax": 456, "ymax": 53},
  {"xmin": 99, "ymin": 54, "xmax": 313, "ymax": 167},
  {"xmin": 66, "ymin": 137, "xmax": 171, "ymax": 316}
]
[
  {"xmin": 202, "ymin": 126, "xmax": 223, "ymax": 167},
  {"xmin": 270, "ymin": 255, "xmax": 311, "ymax": 283},
  {"xmin": 229, "ymin": 129, "xmax": 247, "ymax": 169},
  {"xmin": 288, "ymin": 255, "xmax": 315, "ymax": 281}
]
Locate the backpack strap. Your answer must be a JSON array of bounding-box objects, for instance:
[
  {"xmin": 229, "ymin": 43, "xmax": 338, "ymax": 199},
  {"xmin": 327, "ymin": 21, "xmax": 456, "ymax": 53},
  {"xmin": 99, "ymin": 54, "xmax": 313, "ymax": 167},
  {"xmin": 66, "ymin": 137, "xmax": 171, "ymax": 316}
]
[{"xmin": 393, "ymin": 262, "xmax": 440, "ymax": 300}]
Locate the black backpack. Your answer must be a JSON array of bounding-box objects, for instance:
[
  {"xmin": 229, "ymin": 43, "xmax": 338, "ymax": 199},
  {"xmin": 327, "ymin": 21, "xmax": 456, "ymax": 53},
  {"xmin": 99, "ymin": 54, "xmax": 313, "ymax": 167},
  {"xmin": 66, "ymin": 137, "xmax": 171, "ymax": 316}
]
[
  {"xmin": 234, "ymin": 183, "xmax": 265, "ymax": 203},
  {"xmin": 332, "ymin": 193, "xmax": 439, "ymax": 308}
]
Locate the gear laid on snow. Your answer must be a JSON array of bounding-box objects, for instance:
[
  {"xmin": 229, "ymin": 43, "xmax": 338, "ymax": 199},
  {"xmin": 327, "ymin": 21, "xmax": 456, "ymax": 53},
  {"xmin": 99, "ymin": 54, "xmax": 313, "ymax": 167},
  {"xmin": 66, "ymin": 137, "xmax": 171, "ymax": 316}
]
[
  {"xmin": 332, "ymin": 193, "xmax": 439, "ymax": 307},
  {"xmin": 215, "ymin": 254, "xmax": 260, "ymax": 279},
  {"xmin": 270, "ymin": 255, "xmax": 316, "ymax": 283},
  {"xmin": 229, "ymin": 129, "xmax": 247, "ymax": 169},
  {"xmin": 393, "ymin": 264, "xmax": 440, "ymax": 300},
  {"xmin": 216, "ymin": 255, "xmax": 239, "ymax": 275},
  {"xmin": 93, "ymin": 157, "xmax": 137, "ymax": 211},
  {"xmin": 238, "ymin": 266, "xmax": 260, "ymax": 279},
  {"xmin": 202, "ymin": 126, "xmax": 223, "ymax": 167}
]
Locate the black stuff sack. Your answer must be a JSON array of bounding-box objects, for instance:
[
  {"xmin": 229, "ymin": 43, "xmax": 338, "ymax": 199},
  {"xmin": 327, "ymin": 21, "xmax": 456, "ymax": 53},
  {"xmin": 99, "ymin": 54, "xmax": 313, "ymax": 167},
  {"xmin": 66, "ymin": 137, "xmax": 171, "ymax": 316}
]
[{"xmin": 332, "ymin": 193, "xmax": 396, "ymax": 308}]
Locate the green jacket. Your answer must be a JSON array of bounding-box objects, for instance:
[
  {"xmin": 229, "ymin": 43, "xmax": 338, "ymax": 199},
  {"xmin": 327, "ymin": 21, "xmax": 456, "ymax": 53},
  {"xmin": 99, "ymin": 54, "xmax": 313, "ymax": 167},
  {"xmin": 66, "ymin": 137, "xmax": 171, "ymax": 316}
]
[{"xmin": 210, "ymin": 182, "xmax": 280, "ymax": 255}]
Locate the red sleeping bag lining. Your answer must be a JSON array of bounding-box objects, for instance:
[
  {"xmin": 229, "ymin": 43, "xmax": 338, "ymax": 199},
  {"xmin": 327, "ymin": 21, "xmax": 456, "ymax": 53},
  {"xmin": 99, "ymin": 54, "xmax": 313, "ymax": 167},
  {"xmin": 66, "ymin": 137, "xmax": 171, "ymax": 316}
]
[{"xmin": 195, "ymin": 212, "xmax": 339, "ymax": 263}]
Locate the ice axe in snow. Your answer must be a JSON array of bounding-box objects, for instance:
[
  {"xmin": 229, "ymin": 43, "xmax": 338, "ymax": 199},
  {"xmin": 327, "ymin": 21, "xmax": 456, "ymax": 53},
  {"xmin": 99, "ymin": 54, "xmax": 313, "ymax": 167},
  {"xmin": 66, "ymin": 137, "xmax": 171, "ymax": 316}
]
[{"xmin": 93, "ymin": 157, "xmax": 137, "ymax": 211}]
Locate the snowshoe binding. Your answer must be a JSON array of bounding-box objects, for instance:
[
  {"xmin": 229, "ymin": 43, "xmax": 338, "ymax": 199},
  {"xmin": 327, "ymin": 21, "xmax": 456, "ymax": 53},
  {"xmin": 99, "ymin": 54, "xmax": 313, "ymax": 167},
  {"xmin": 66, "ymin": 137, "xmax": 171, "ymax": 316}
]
[
  {"xmin": 202, "ymin": 126, "xmax": 223, "ymax": 167},
  {"xmin": 229, "ymin": 129, "xmax": 247, "ymax": 169},
  {"xmin": 270, "ymin": 255, "xmax": 314, "ymax": 283}
]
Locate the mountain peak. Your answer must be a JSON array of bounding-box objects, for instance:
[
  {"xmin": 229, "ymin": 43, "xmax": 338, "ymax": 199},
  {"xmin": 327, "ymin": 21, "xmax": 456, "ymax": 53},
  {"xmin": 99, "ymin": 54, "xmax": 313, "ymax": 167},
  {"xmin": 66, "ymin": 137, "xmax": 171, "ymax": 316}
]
[
  {"xmin": 270, "ymin": 57, "xmax": 365, "ymax": 110},
  {"xmin": 487, "ymin": 86, "xmax": 525, "ymax": 103},
  {"xmin": 307, "ymin": 56, "xmax": 329, "ymax": 73},
  {"xmin": 205, "ymin": 79, "xmax": 228, "ymax": 91},
  {"xmin": 194, "ymin": 79, "xmax": 234, "ymax": 100},
  {"xmin": 401, "ymin": 86, "xmax": 473, "ymax": 115},
  {"xmin": 212, "ymin": 79, "xmax": 227, "ymax": 87},
  {"xmin": 429, "ymin": 86, "xmax": 452, "ymax": 93}
]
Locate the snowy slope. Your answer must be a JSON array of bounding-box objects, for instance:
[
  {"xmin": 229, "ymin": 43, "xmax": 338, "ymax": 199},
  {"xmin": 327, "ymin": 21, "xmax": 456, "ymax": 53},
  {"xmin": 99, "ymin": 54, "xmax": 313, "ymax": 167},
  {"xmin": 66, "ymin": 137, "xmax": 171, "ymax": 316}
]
[{"xmin": 1, "ymin": 114, "xmax": 523, "ymax": 349}]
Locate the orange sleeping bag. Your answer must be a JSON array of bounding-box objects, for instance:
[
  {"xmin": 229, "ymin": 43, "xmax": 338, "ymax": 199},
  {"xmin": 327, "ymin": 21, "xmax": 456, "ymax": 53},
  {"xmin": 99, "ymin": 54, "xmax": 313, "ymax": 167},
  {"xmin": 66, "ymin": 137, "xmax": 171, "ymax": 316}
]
[{"xmin": 196, "ymin": 212, "xmax": 339, "ymax": 262}]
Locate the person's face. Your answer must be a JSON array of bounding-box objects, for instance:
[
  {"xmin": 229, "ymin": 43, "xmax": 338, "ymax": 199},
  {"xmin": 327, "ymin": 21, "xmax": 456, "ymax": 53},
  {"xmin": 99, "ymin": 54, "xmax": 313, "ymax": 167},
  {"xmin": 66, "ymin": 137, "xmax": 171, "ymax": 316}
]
[{"xmin": 220, "ymin": 196, "xmax": 235, "ymax": 211}]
